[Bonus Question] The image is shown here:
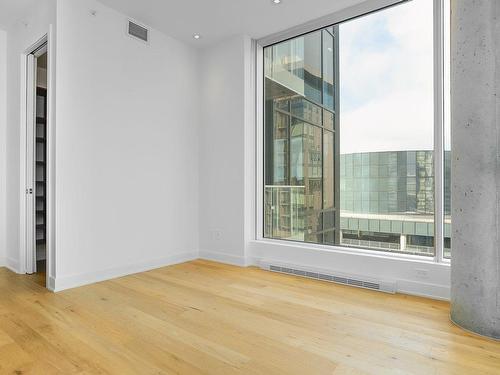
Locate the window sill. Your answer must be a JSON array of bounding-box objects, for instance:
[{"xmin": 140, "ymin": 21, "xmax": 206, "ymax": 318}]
[{"xmin": 250, "ymin": 238, "xmax": 451, "ymax": 267}]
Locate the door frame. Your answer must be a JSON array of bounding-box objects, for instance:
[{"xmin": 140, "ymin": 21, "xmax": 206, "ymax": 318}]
[
  {"xmin": 19, "ymin": 26, "xmax": 55, "ymax": 289},
  {"xmin": 24, "ymin": 50, "xmax": 37, "ymax": 275}
]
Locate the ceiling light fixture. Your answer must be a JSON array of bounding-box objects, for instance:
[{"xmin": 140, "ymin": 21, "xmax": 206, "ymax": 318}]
[
  {"xmin": 193, "ymin": 34, "xmax": 201, "ymax": 40},
  {"xmin": 272, "ymin": 0, "xmax": 282, "ymax": 4}
]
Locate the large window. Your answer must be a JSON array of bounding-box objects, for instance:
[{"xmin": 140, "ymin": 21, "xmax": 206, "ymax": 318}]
[{"xmin": 263, "ymin": 0, "xmax": 451, "ymax": 259}]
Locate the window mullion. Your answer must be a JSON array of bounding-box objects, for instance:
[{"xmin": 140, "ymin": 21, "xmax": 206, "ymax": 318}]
[
  {"xmin": 333, "ymin": 24, "xmax": 341, "ymax": 245},
  {"xmin": 433, "ymin": 0, "xmax": 445, "ymax": 263}
]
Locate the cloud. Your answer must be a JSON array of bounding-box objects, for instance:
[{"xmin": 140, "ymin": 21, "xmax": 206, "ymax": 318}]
[
  {"xmin": 339, "ymin": 0, "xmax": 434, "ymax": 154},
  {"xmin": 341, "ymin": 90, "xmax": 434, "ymax": 154}
]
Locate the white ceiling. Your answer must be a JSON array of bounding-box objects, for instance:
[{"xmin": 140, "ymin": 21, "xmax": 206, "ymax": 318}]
[
  {"xmin": 0, "ymin": 0, "xmax": 38, "ymax": 30},
  {"xmin": 97, "ymin": 0, "xmax": 366, "ymax": 47},
  {"xmin": 0, "ymin": 0, "xmax": 366, "ymax": 45}
]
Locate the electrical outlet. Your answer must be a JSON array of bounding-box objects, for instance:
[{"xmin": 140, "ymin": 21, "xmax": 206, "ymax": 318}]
[
  {"xmin": 415, "ymin": 268, "xmax": 429, "ymax": 279},
  {"xmin": 211, "ymin": 230, "xmax": 222, "ymax": 241}
]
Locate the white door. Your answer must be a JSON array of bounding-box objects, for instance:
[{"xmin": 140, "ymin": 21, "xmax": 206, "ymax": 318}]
[{"xmin": 25, "ymin": 53, "xmax": 36, "ymax": 274}]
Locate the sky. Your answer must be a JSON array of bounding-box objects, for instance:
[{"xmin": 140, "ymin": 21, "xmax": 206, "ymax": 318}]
[{"xmin": 339, "ymin": 0, "xmax": 435, "ymax": 155}]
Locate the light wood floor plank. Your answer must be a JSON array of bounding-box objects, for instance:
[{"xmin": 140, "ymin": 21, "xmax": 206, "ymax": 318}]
[{"xmin": 0, "ymin": 261, "xmax": 499, "ymax": 374}]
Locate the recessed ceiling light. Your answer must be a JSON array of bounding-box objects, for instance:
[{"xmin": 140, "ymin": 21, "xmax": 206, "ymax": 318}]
[
  {"xmin": 193, "ymin": 34, "xmax": 201, "ymax": 40},
  {"xmin": 272, "ymin": 0, "xmax": 282, "ymax": 4}
]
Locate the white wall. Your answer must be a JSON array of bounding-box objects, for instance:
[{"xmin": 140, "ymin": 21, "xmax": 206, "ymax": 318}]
[
  {"xmin": 5, "ymin": 0, "xmax": 56, "ymax": 273},
  {"xmin": 53, "ymin": 0, "xmax": 199, "ymax": 290},
  {"xmin": 0, "ymin": 29, "xmax": 6, "ymax": 267},
  {"xmin": 198, "ymin": 35, "xmax": 254, "ymax": 266}
]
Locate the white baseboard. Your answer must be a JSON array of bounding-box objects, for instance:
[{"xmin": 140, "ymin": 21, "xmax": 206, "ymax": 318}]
[
  {"xmin": 7, "ymin": 248, "xmax": 449, "ymax": 301},
  {"xmin": 199, "ymin": 249, "xmax": 248, "ymax": 267},
  {"xmin": 52, "ymin": 251, "xmax": 198, "ymax": 292},
  {"xmin": 4, "ymin": 257, "xmax": 21, "ymax": 274},
  {"xmin": 397, "ymin": 279, "xmax": 450, "ymax": 301},
  {"xmin": 253, "ymin": 257, "xmax": 450, "ymax": 301},
  {"xmin": 0, "ymin": 257, "xmax": 21, "ymax": 274},
  {"xmin": 47, "ymin": 275, "xmax": 56, "ymax": 291}
]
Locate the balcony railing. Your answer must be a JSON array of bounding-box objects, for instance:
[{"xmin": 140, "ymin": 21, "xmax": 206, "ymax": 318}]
[{"xmin": 264, "ymin": 185, "xmax": 306, "ymax": 241}]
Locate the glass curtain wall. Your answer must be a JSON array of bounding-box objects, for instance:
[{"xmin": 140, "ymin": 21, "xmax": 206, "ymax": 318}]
[
  {"xmin": 264, "ymin": 0, "xmax": 450, "ymax": 258},
  {"xmin": 264, "ymin": 28, "xmax": 338, "ymax": 245}
]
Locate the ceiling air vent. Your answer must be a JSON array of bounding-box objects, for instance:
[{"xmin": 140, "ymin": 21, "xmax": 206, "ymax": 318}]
[{"xmin": 127, "ymin": 20, "xmax": 149, "ymax": 43}]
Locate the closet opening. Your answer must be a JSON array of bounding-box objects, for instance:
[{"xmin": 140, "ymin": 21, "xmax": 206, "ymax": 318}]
[{"xmin": 25, "ymin": 41, "xmax": 48, "ymax": 287}]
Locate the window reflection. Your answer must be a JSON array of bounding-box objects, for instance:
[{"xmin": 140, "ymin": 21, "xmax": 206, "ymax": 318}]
[{"xmin": 265, "ymin": 26, "xmax": 337, "ymax": 245}]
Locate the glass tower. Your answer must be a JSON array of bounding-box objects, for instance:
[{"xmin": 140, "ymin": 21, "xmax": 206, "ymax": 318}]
[{"xmin": 264, "ymin": 27, "xmax": 338, "ymax": 245}]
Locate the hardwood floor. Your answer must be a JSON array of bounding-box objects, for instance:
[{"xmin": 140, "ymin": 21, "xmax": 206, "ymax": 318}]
[
  {"xmin": 0, "ymin": 260, "xmax": 499, "ymax": 374},
  {"xmin": 27, "ymin": 260, "xmax": 47, "ymax": 288}
]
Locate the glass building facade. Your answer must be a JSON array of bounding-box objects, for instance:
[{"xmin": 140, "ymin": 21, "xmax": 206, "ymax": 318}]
[
  {"xmin": 264, "ymin": 27, "xmax": 338, "ymax": 245},
  {"xmin": 340, "ymin": 151, "xmax": 451, "ymax": 257}
]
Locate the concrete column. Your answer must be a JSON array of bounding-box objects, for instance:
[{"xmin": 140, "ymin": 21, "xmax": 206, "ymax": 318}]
[{"xmin": 450, "ymin": 1, "xmax": 500, "ymax": 339}]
